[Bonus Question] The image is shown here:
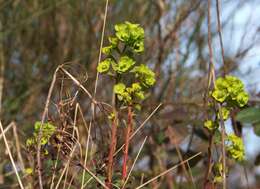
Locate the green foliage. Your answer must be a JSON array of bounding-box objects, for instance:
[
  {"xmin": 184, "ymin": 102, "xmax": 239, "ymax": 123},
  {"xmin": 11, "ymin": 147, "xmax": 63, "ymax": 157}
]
[
  {"xmin": 236, "ymin": 107, "xmax": 260, "ymax": 136},
  {"xmin": 253, "ymin": 123, "xmax": 260, "ymax": 137},
  {"xmin": 113, "ymin": 83, "xmax": 131, "ymax": 103},
  {"xmin": 98, "ymin": 21, "xmax": 155, "ymax": 107},
  {"xmin": 115, "ymin": 21, "xmax": 144, "ymax": 53},
  {"xmin": 114, "ymin": 56, "xmax": 135, "ymax": 73},
  {"xmin": 97, "ymin": 58, "xmax": 115, "ymax": 73},
  {"xmin": 226, "ymin": 134, "xmax": 245, "ymax": 162},
  {"xmin": 25, "ymin": 168, "xmax": 33, "ymax": 175},
  {"xmin": 26, "ymin": 121, "xmax": 56, "ymax": 147},
  {"xmin": 205, "ymin": 75, "xmax": 247, "ymax": 164},
  {"xmin": 236, "ymin": 107, "xmax": 260, "ymax": 124},
  {"xmin": 212, "ymin": 75, "xmax": 249, "ymax": 107},
  {"xmin": 132, "ymin": 64, "xmax": 156, "ymax": 87},
  {"xmin": 217, "ymin": 107, "xmax": 230, "ymax": 121},
  {"xmin": 204, "ymin": 120, "xmax": 215, "ymax": 131}
]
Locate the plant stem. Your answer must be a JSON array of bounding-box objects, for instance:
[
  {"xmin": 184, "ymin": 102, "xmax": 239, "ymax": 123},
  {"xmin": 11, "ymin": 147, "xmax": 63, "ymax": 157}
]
[
  {"xmin": 122, "ymin": 105, "xmax": 133, "ymax": 180},
  {"xmin": 106, "ymin": 110, "xmax": 118, "ymax": 188},
  {"xmin": 204, "ymin": 133, "xmax": 214, "ymax": 187}
]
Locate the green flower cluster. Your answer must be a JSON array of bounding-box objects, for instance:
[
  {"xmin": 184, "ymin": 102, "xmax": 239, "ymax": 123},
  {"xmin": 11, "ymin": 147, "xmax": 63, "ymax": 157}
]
[
  {"xmin": 26, "ymin": 121, "xmax": 56, "ymax": 147},
  {"xmin": 204, "ymin": 76, "xmax": 248, "ymax": 132},
  {"xmin": 226, "ymin": 134, "xmax": 245, "ymax": 162},
  {"xmin": 114, "ymin": 82, "xmax": 145, "ymax": 104},
  {"xmin": 97, "ymin": 21, "xmax": 155, "ymax": 107},
  {"xmin": 114, "ymin": 56, "xmax": 135, "ymax": 73},
  {"xmin": 101, "ymin": 21, "xmax": 144, "ymax": 56},
  {"xmin": 203, "ymin": 107, "xmax": 230, "ymax": 131},
  {"xmin": 115, "ymin": 21, "xmax": 144, "ymax": 53},
  {"xmin": 212, "ymin": 75, "xmax": 249, "ymax": 107},
  {"xmin": 132, "ymin": 64, "xmax": 156, "ymax": 87}
]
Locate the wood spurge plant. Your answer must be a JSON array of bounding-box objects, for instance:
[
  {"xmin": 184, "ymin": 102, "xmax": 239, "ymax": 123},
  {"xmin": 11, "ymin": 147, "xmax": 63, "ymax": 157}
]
[
  {"xmin": 204, "ymin": 75, "xmax": 249, "ymax": 184},
  {"xmin": 97, "ymin": 21, "xmax": 155, "ymax": 188},
  {"xmin": 26, "ymin": 121, "xmax": 56, "ymax": 155}
]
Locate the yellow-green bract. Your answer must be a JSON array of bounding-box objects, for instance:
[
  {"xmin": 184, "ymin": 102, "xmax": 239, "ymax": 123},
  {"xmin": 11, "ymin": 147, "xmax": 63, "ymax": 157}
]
[
  {"xmin": 226, "ymin": 134, "xmax": 245, "ymax": 162},
  {"xmin": 204, "ymin": 120, "xmax": 215, "ymax": 131},
  {"xmin": 97, "ymin": 58, "xmax": 115, "ymax": 73},
  {"xmin": 115, "ymin": 21, "xmax": 144, "ymax": 53},
  {"xmin": 212, "ymin": 75, "xmax": 249, "ymax": 107},
  {"xmin": 114, "ymin": 56, "xmax": 135, "ymax": 73}
]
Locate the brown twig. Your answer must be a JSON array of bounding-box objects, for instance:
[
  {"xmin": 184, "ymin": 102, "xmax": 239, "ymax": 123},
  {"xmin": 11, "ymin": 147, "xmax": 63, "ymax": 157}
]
[
  {"xmin": 36, "ymin": 65, "xmax": 61, "ymax": 189},
  {"xmin": 204, "ymin": 0, "xmax": 215, "ymax": 186},
  {"xmin": 93, "ymin": 0, "xmax": 109, "ymax": 98},
  {"xmin": 215, "ymin": 1, "xmax": 227, "ymax": 188},
  {"xmin": 0, "ymin": 121, "xmax": 24, "ymax": 189},
  {"xmin": 167, "ymin": 127, "xmax": 195, "ymax": 187},
  {"xmin": 216, "ymin": 0, "xmax": 227, "ymax": 76},
  {"xmin": 205, "ymin": 1, "xmax": 228, "ymax": 188}
]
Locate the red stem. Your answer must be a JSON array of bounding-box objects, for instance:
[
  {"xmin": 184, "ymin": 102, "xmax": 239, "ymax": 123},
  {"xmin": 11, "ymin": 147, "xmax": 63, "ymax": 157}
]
[
  {"xmin": 122, "ymin": 106, "xmax": 133, "ymax": 180},
  {"xmin": 106, "ymin": 112, "xmax": 118, "ymax": 188}
]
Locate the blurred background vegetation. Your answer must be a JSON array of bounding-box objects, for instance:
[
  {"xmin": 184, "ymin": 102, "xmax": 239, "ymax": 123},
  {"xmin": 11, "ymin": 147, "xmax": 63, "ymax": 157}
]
[{"xmin": 0, "ymin": 0, "xmax": 260, "ymax": 188}]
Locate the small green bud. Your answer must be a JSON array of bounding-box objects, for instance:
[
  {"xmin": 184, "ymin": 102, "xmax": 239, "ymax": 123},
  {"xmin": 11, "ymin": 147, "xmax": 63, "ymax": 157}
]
[
  {"xmin": 25, "ymin": 168, "xmax": 33, "ymax": 175},
  {"xmin": 102, "ymin": 46, "xmax": 113, "ymax": 55},
  {"xmin": 204, "ymin": 120, "xmax": 215, "ymax": 131},
  {"xmin": 108, "ymin": 37, "xmax": 118, "ymax": 48}
]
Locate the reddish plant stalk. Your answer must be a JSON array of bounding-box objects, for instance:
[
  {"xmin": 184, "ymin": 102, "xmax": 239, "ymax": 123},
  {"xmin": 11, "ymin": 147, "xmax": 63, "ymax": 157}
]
[
  {"xmin": 122, "ymin": 106, "xmax": 133, "ymax": 180},
  {"xmin": 106, "ymin": 112, "xmax": 118, "ymax": 188}
]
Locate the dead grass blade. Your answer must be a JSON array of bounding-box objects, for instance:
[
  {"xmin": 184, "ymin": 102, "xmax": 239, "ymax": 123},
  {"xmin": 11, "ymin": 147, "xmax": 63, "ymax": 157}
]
[
  {"xmin": 0, "ymin": 121, "xmax": 24, "ymax": 189},
  {"xmin": 122, "ymin": 136, "xmax": 147, "ymax": 189},
  {"xmin": 135, "ymin": 152, "xmax": 202, "ymax": 189}
]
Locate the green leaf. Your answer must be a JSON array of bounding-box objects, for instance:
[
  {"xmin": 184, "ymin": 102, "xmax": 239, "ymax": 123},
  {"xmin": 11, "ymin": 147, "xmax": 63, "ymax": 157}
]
[
  {"xmin": 236, "ymin": 107, "xmax": 260, "ymax": 124},
  {"xmin": 253, "ymin": 122, "xmax": 260, "ymax": 136}
]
